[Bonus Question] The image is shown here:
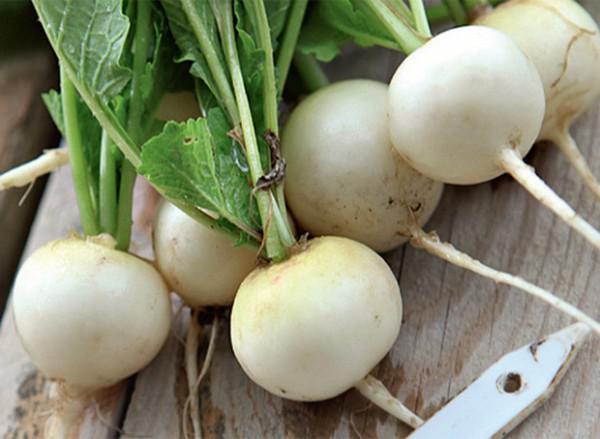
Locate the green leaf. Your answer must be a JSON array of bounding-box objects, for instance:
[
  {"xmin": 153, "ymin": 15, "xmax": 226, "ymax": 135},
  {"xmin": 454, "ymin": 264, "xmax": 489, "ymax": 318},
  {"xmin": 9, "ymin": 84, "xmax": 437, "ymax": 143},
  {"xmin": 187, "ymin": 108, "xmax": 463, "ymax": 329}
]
[
  {"xmin": 33, "ymin": 0, "xmax": 132, "ymax": 99},
  {"xmin": 139, "ymin": 108, "xmax": 260, "ymax": 240},
  {"xmin": 160, "ymin": 0, "xmax": 225, "ymax": 110},
  {"xmin": 298, "ymin": 0, "xmax": 403, "ymax": 61}
]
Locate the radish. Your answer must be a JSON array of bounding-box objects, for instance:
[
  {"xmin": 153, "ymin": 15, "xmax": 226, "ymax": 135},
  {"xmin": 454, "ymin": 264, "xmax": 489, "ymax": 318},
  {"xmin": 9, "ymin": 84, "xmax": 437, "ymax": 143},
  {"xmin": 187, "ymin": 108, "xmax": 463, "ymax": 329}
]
[
  {"xmin": 153, "ymin": 200, "xmax": 260, "ymax": 438},
  {"xmin": 153, "ymin": 200, "xmax": 257, "ymax": 308},
  {"xmin": 388, "ymin": 26, "xmax": 600, "ymax": 251},
  {"xmin": 476, "ymin": 0, "xmax": 600, "ymax": 201},
  {"xmin": 12, "ymin": 235, "xmax": 171, "ymax": 437},
  {"xmin": 282, "ymin": 79, "xmax": 443, "ymax": 252},
  {"xmin": 282, "ymin": 78, "xmax": 600, "ymax": 336},
  {"xmin": 231, "ymin": 235, "xmax": 423, "ymax": 428}
]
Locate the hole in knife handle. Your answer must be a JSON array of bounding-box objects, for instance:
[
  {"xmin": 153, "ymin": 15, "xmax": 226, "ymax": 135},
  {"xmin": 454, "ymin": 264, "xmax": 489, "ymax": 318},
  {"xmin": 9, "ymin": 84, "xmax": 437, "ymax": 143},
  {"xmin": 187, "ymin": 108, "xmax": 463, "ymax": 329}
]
[{"xmin": 498, "ymin": 372, "xmax": 524, "ymax": 394}]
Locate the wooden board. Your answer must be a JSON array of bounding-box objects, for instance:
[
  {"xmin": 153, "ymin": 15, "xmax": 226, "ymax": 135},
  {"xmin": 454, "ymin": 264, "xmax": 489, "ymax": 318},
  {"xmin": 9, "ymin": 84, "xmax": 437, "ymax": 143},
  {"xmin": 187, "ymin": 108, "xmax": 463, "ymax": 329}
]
[
  {"xmin": 3, "ymin": 1, "xmax": 600, "ymax": 437},
  {"xmin": 0, "ymin": 50, "xmax": 59, "ymax": 313}
]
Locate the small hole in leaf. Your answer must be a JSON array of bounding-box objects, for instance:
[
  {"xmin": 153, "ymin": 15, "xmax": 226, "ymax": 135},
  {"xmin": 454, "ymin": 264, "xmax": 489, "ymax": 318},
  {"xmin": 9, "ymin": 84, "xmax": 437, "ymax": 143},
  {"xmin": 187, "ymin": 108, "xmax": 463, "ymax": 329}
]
[
  {"xmin": 184, "ymin": 137, "xmax": 195, "ymax": 145},
  {"xmin": 499, "ymin": 372, "xmax": 523, "ymax": 393}
]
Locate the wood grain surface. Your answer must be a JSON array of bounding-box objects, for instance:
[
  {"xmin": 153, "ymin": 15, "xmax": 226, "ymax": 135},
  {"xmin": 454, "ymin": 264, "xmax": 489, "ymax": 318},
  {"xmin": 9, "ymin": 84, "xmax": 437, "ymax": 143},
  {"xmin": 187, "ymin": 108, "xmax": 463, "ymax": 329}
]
[
  {"xmin": 0, "ymin": 50, "xmax": 59, "ymax": 313},
  {"xmin": 2, "ymin": 1, "xmax": 600, "ymax": 437}
]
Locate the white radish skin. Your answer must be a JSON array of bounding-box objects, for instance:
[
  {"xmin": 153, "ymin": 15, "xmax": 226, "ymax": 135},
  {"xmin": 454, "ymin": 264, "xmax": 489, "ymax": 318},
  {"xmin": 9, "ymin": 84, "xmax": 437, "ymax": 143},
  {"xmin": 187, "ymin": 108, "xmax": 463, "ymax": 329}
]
[
  {"xmin": 389, "ymin": 26, "xmax": 544, "ymax": 185},
  {"xmin": 476, "ymin": 0, "xmax": 600, "ymax": 200},
  {"xmin": 231, "ymin": 236, "xmax": 421, "ymax": 428},
  {"xmin": 0, "ymin": 148, "xmax": 69, "ymax": 190},
  {"xmin": 12, "ymin": 236, "xmax": 172, "ymax": 391},
  {"xmin": 389, "ymin": 26, "xmax": 600, "ymax": 250},
  {"xmin": 153, "ymin": 201, "xmax": 257, "ymax": 307},
  {"xmin": 282, "ymin": 80, "xmax": 443, "ymax": 252}
]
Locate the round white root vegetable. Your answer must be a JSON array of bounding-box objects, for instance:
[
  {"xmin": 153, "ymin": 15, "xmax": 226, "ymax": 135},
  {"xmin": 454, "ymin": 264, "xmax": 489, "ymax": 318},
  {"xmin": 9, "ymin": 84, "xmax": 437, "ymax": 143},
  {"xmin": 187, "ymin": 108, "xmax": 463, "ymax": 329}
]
[
  {"xmin": 388, "ymin": 26, "xmax": 600, "ymax": 250},
  {"xmin": 12, "ymin": 235, "xmax": 171, "ymax": 436},
  {"xmin": 153, "ymin": 200, "xmax": 257, "ymax": 307},
  {"xmin": 476, "ymin": 0, "xmax": 600, "ymax": 201},
  {"xmin": 282, "ymin": 79, "xmax": 443, "ymax": 252},
  {"xmin": 231, "ymin": 236, "xmax": 422, "ymax": 428}
]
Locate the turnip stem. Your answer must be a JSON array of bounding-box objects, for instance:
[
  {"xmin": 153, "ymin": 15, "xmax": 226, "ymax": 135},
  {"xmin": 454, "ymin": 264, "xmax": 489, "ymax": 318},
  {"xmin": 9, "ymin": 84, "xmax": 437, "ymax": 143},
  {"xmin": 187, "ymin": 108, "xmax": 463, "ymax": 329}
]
[
  {"xmin": 409, "ymin": 0, "xmax": 432, "ymax": 37},
  {"xmin": 252, "ymin": 0, "xmax": 295, "ymax": 246},
  {"xmin": 553, "ymin": 131, "xmax": 600, "ymax": 203},
  {"xmin": 410, "ymin": 226, "xmax": 600, "ymax": 337},
  {"xmin": 218, "ymin": 0, "xmax": 285, "ymax": 261},
  {"xmin": 498, "ymin": 148, "xmax": 600, "ymax": 251},
  {"xmin": 355, "ymin": 375, "xmax": 424, "ymax": 429},
  {"xmin": 45, "ymin": 384, "xmax": 87, "ymax": 439},
  {"xmin": 0, "ymin": 148, "xmax": 68, "ymax": 190},
  {"xmin": 275, "ymin": 0, "xmax": 309, "ymax": 97},
  {"xmin": 184, "ymin": 311, "xmax": 202, "ymax": 439},
  {"xmin": 180, "ymin": 0, "xmax": 239, "ymax": 126},
  {"xmin": 293, "ymin": 51, "xmax": 329, "ymax": 92},
  {"xmin": 364, "ymin": 0, "xmax": 428, "ymax": 54},
  {"xmin": 61, "ymin": 67, "xmax": 100, "ymax": 236},
  {"xmin": 443, "ymin": 0, "xmax": 468, "ymax": 25},
  {"xmin": 99, "ymin": 131, "xmax": 118, "ymax": 236}
]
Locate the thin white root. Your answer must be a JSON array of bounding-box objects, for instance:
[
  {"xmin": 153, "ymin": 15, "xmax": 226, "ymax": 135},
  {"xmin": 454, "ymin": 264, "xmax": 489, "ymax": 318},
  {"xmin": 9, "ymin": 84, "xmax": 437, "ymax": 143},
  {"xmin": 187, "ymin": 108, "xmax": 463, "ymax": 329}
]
[
  {"xmin": 183, "ymin": 312, "xmax": 219, "ymax": 439},
  {"xmin": 410, "ymin": 226, "xmax": 600, "ymax": 337},
  {"xmin": 354, "ymin": 375, "xmax": 424, "ymax": 429},
  {"xmin": 0, "ymin": 148, "xmax": 68, "ymax": 190},
  {"xmin": 184, "ymin": 310, "xmax": 202, "ymax": 439},
  {"xmin": 45, "ymin": 384, "xmax": 88, "ymax": 439},
  {"xmin": 553, "ymin": 131, "xmax": 600, "ymax": 203},
  {"xmin": 498, "ymin": 148, "xmax": 600, "ymax": 250}
]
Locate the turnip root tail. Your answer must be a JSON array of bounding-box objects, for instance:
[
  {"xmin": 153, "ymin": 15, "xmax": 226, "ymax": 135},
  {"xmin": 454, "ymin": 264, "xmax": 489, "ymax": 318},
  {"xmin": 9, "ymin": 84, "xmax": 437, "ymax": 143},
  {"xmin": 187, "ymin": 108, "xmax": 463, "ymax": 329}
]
[
  {"xmin": 354, "ymin": 375, "xmax": 423, "ymax": 429},
  {"xmin": 0, "ymin": 148, "xmax": 68, "ymax": 191},
  {"xmin": 498, "ymin": 148, "xmax": 600, "ymax": 251},
  {"xmin": 184, "ymin": 310, "xmax": 202, "ymax": 439},
  {"xmin": 409, "ymin": 226, "xmax": 600, "ymax": 337},
  {"xmin": 183, "ymin": 312, "xmax": 219, "ymax": 439},
  {"xmin": 552, "ymin": 131, "xmax": 600, "ymax": 203},
  {"xmin": 45, "ymin": 384, "xmax": 87, "ymax": 439}
]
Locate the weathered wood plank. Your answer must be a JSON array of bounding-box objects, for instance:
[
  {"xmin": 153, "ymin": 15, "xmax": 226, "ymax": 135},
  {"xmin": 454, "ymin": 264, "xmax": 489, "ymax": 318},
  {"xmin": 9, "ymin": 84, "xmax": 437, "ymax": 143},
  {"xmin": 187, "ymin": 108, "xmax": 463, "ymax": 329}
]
[{"xmin": 0, "ymin": 50, "xmax": 59, "ymax": 313}]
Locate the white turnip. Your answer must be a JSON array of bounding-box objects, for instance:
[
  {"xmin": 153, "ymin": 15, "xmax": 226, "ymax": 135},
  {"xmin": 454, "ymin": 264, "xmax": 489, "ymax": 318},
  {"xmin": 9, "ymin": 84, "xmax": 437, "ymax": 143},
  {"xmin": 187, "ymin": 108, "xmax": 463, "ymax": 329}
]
[
  {"xmin": 281, "ymin": 77, "xmax": 600, "ymax": 336},
  {"xmin": 282, "ymin": 79, "xmax": 443, "ymax": 252},
  {"xmin": 153, "ymin": 200, "xmax": 257, "ymax": 308},
  {"xmin": 476, "ymin": 0, "xmax": 600, "ymax": 201},
  {"xmin": 388, "ymin": 26, "xmax": 600, "ymax": 251},
  {"xmin": 231, "ymin": 236, "xmax": 422, "ymax": 428},
  {"xmin": 12, "ymin": 235, "xmax": 171, "ymax": 436}
]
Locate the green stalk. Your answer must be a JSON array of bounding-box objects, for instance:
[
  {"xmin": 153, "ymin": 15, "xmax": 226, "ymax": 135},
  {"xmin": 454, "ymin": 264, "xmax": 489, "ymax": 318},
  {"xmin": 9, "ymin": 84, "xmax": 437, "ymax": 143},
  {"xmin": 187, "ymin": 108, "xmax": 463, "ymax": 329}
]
[
  {"xmin": 389, "ymin": 0, "xmax": 415, "ymax": 22},
  {"xmin": 443, "ymin": 0, "xmax": 468, "ymax": 25},
  {"xmin": 60, "ymin": 66, "xmax": 100, "ymax": 236},
  {"xmin": 426, "ymin": 3, "xmax": 450, "ymax": 23},
  {"xmin": 251, "ymin": 0, "xmax": 295, "ymax": 246},
  {"xmin": 115, "ymin": 0, "xmax": 151, "ymax": 251},
  {"xmin": 181, "ymin": 0, "xmax": 239, "ymax": 125},
  {"xmin": 293, "ymin": 51, "xmax": 329, "ymax": 92},
  {"xmin": 99, "ymin": 130, "xmax": 118, "ymax": 235},
  {"xmin": 31, "ymin": 2, "xmax": 141, "ymax": 169},
  {"xmin": 409, "ymin": 0, "xmax": 432, "ymax": 36},
  {"xmin": 274, "ymin": 0, "xmax": 309, "ymax": 97},
  {"xmin": 364, "ymin": 0, "xmax": 428, "ymax": 54},
  {"xmin": 220, "ymin": 0, "xmax": 285, "ymax": 261}
]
